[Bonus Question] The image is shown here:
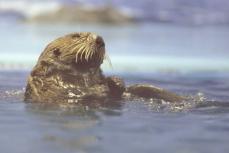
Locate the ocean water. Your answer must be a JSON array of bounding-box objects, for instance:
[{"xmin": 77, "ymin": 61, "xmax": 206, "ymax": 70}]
[
  {"xmin": 1, "ymin": 0, "xmax": 229, "ymax": 24},
  {"xmin": 0, "ymin": 21, "xmax": 229, "ymax": 153},
  {"xmin": 0, "ymin": 22, "xmax": 229, "ymax": 72}
]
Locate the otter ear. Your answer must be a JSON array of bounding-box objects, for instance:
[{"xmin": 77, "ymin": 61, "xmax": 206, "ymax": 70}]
[
  {"xmin": 71, "ymin": 33, "xmax": 80, "ymax": 39},
  {"xmin": 53, "ymin": 48, "xmax": 61, "ymax": 57}
]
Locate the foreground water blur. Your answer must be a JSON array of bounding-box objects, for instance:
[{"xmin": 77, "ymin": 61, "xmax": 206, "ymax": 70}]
[
  {"xmin": 0, "ymin": 21, "xmax": 229, "ymax": 153},
  {"xmin": 1, "ymin": 71, "xmax": 229, "ymax": 153}
]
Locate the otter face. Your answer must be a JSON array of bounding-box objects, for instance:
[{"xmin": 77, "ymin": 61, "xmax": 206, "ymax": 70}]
[{"xmin": 47, "ymin": 32, "xmax": 106, "ymax": 69}]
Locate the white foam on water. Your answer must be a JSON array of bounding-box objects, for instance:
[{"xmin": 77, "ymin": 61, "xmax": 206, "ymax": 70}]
[{"xmin": 0, "ymin": 0, "xmax": 61, "ymax": 17}]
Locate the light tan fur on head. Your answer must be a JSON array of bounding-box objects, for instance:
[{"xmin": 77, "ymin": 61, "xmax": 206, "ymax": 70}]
[{"xmin": 41, "ymin": 32, "xmax": 108, "ymax": 67}]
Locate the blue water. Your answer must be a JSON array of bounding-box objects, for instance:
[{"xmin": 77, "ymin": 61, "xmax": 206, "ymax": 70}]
[
  {"xmin": 0, "ymin": 22, "xmax": 229, "ymax": 72},
  {"xmin": 1, "ymin": 71, "xmax": 229, "ymax": 153},
  {"xmin": 0, "ymin": 21, "xmax": 229, "ymax": 153}
]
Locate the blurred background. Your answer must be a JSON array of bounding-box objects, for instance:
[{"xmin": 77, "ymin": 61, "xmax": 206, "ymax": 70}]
[{"xmin": 0, "ymin": 0, "xmax": 229, "ymax": 73}]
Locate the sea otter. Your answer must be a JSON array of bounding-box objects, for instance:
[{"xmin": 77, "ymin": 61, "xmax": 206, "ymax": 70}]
[{"xmin": 24, "ymin": 32, "xmax": 184, "ymax": 104}]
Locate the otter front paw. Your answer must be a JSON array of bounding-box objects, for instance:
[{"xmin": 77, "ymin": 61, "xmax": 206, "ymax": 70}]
[{"xmin": 107, "ymin": 76, "xmax": 126, "ymax": 99}]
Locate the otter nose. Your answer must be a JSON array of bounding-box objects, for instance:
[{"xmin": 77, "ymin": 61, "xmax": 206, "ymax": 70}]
[{"xmin": 96, "ymin": 36, "xmax": 105, "ymax": 47}]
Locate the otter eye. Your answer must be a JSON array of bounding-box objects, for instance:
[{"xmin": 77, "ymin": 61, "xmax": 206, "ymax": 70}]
[
  {"xmin": 71, "ymin": 33, "xmax": 80, "ymax": 38},
  {"xmin": 53, "ymin": 48, "xmax": 61, "ymax": 57}
]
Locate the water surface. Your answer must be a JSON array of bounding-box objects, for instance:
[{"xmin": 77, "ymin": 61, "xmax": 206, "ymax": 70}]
[
  {"xmin": 1, "ymin": 71, "xmax": 229, "ymax": 153},
  {"xmin": 0, "ymin": 22, "xmax": 229, "ymax": 153}
]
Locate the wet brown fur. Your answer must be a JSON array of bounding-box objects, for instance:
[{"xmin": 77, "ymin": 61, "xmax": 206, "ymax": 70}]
[
  {"xmin": 25, "ymin": 32, "xmax": 113, "ymax": 103},
  {"xmin": 25, "ymin": 32, "xmax": 185, "ymax": 104}
]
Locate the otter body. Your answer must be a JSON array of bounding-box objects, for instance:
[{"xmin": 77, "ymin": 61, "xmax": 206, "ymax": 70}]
[{"xmin": 25, "ymin": 32, "xmax": 184, "ymax": 104}]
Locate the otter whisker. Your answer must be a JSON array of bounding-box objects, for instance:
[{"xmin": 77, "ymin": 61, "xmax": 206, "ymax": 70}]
[
  {"xmin": 70, "ymin": 42, "xmax": 84, "ymax": 53},
  {"xmin": 80, "ymin": 47, "xmax": 87, "ymax": 61},
  {"xmin": 85, "ymin": 45, "xmax": 91, "ymax": 61},
  {"xmin": 70, "ymin": 47, "xmax": 77, "ymax": 53},
  {"xmin": 83, "ymin": 47, "xmax": 89, "ymax": 54},
  {"xmin": 75, "ymin": 54, "xmax": 79, "ymax": 63},
  {"xmin": 80, "ymin": 45, "xmax": 85, "ymax": 54},
  {"xmin": 75, "ymin": 47, "xmax": 82, "ymax": 62},
  {"xmin": 99, "ymin": 50, "xmax": 104, "ymax": 63},
  {"xmin": 75, "ymin": 50, "xmax": 81, "ymax": 59},
  {"xmin": 104, "ymin": 53, "xmax": 112, "ymax": 68},
  {"xmin": 87, "ymin": 42, "xmax": 94, "ymax": 51},
  {"xmin": 75, "ymin": 46, "xmax": 85, "ymax": 62},
  {"xmin": 76, "ymin": 43, "xmax": 84, "ymax": 51},
  {"xmin": 89, "ymin": 47, "xmax": 95, "ymax": 59},
  {"xmin": 84, "ymin": 45, "xmax": 90, "ymax": 60},
  {"xmin": 84, "ymin": 45, "xmax": 89, "ymax": 61},
  {"xmin": 88, "ymin": 47, "xmax": 93, "ymax": 61},
  {"xmin": 83, "ymin": 47, "xmax": 89, "ymax": 61},
  {"xmin": 52, "ymin": 33, "xmax": 107, "ymax": 65},
  {"xmin": 78, "ymin": 44, "xmax": 88, "ymax": 61},
  {"xmin": 69, "ymin": 39, "xmax": 82, "ymax": 47},
  {"xmin": 64, "ymin": 42, "xmax": 77, "ymax": 51}
]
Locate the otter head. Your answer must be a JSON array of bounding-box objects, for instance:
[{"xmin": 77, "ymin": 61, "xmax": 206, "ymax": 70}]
[{"xmin": 42, "ymin": 32, "xmax": 106, "ymax": 70}]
